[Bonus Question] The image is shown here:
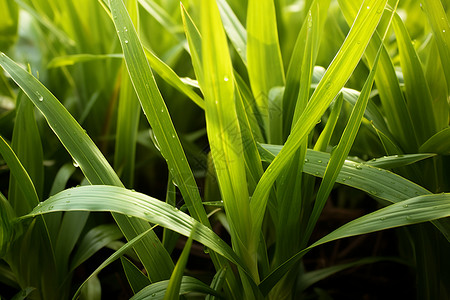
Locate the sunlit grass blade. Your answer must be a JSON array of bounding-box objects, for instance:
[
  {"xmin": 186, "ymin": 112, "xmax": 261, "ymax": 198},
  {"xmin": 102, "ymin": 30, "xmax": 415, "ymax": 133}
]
[
  {"xmin": 0, "ymin": 0, "xmax": 18, "ymax": 50},
  {"xmin": 163, "ymin": 233, "xmax": 193, "ymax": 300},
  {"xmin": 260, "ymin": 193, "xmax": 450, "ymax": 295},
  {"xmin": 283, "ymin": 0, "xmax": 330, "ymax": 136},
  {"xmin": 250, "ymin": 0, "xmax": 388, "ymax": 246},
  {"xmin": 0, "ymin": 52, "xmax": 174, "ymax": 282},
  {"xmin": 200, "ymin": 0, "xmax": 258, "ymax": 289},
  {"xmin": 131, "ymin": 277, "xmax": 223, "ymax": 300},
  {"xmin": 421, "ymin": 0, "xmax": 450, "ymax": 94},
  {"xmin": 392, "ymin": 13, "xmax": 437, "ymax": 145},
  {"xmin": 247, "ymin": 0, "xmax": 285, "ymax": 141},
  {"xmin": 23, "ymin": 185, "xmax": 247, "ymax": 272},
  {"xmin": 419, "ymin": 128, "xmax": 450, "ymax": 155},
  {"xmin": 303, "ymin": 44, "xmax": 382, "ymax": 246},
  {"xmin": 339, "ymin": 0, "xmax": 417, "ymax": 152},
  {"xmin": 217, "ymin": 0, "xmax": 247, "ymax": 65}
]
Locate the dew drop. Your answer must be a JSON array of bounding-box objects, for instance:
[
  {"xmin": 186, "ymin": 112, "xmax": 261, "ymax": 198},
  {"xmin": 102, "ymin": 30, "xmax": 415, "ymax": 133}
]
[
  {"xmin": 304, "ymin": 158, "xmax": 309, "ymax": 163},
  {"xmin": 355, "ymin": 164, "xmax": 362, "ymax": 170},
  {"xmin": 73, "ymin": 160, "xmax": 79, "ymax": 168},
  {"xmin": 49, "ymin": 205, "xmax": 54, "ymax": 210},
  {"xmin": 151, "ymin": 293, "xmax": 156, "ymax": 297},
  {"xmin": 124, "ymin": 26, "xmax": 127, "ymax": 32},
  {"xmin": 161, "ymin": 108, "xmax": 164, "ymax": 112},
  {"xmin": 443, "ymin": 30, "xmax": 446, "ymax": 33},
  {"xmin": 367, "ymin": 6, "xmax": 370, "ymax": 9},
  {"xmin": 403, "ymin": 204, "xmax": 408, "ymax": 208},
  {"xmin": 172, "ymin": 134, "xmax": 175, "ymax": 138},
  {"xmin": 405, "ymin": 215, "xmax": 411, "ymax": 220},
  {"xmin": 215, "ymin": 100, "xmax": 219, "ymax": 105},
  {"xmin": 379, "ymin": 217, "xmax": 386, "ymax": 221},
  {"xmin": 65, "ymin": 200, "xmax": 70, "ymax": 204},
  {"xmin": 124, "ymin": 40, "xmax": 129, "ymax": 44},
  {"xmin": 348, "ymin": 176, "xmax": 352, "ymax": 180},
  {"xmin": 224, "ymin": 76, "xmax": 229, "ymax": 82},
  {"xmin": 371, "ymin": 190, "xmax": 377, "ymax": 195},
  {"xmin": 317, "ymin": 160, "xmax": 322, "ymax": 163},
  {"xmin": 357, "ymin": 40, "xmax": 361, "ymax": 44},
  {"xmin": 342, "ymin": 178, "xmax": 346, "ymax": 182},
  {"xmin": 315, "ymin": 171, "xmax": 320, "ymax": 175}
]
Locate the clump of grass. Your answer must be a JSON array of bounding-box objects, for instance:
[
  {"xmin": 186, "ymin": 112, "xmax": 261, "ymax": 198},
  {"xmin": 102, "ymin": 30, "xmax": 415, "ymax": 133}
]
[{"xmin": 0, "ymin": 0, "xmax": 449, "ymax": 299}]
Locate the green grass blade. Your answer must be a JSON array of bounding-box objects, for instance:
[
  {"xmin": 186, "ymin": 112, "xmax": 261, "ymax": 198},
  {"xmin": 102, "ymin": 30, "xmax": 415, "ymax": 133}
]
[
  {"xmin": 114, "ymin": 63, "xmax": 140, "ymax": 187},
  {"xmin": 163, "ymin": 234, "xmax": 193, "ymax": 300},
  {"xmin": 200, "ymin": 0, "xmax": 257, "ymax": 284},
  {"xmin": 121, "ymin": 257, "xmax": 151, "ymax": 294},
  {"xmin": 206, "ymin": 265, "xmax": 228, "ymax": 300},
  {"xmin": 421, "ymin": 0, "xmax": 450, "ymax": 95},
  {"xmin": 339, "ymin": 0, "xmax": 417, "ymax": 152},
  {"xmin": 0, "ymin": 135, "xmax": 39, "ymax": 211},
  {"xmin": 70, "ymin": 224, "xmax": 123, "ymax": 271},
  {"xmin": 131, "ymin": 277, "xmax": 223, "ymax": 300},
  {"xmin": 365, "ymin": 153, "xmax": 436, "ymax": 168},
  {"xmin": 109, "ymin": 0, "xmax": 208, "ymax": 226},
  {"xmin": 69, "ymin": 225, "xmax": 156, "ymax": 300},
  {"xmin": 260, "ymin": 193, "xmax": 450, "ymax": 295},
  {"xmin": 314, "ymin": 94, "xmax": 343, "ymax": 151},
  {"xmin": 9, "ymin": 93, "xmax": 43, "ymax": 214},
  {"xmin": 283, "ymin": 0, "xmax": 330, "ymax": 136},
  {"xmin": 419, "ymin": 127, "xmax": 450, "ymax": 155},
  {"xmin": 0, "ymin": 52, "xmax": 174, "ymax": 282},
  {"xmin": 217, "ymin": 0, "xmax": 247, "ymax": 64},
  {"xmin": 250, "ymin": 0, "xmax": 388, "ymax": 244},
  {"xmin": 23, "ymin": 185, "xmax": 247, "ymax": 272},
  {"xmin": 0, "ymin": 0, "xmax": 18, "ymax": 50},
  {"xmin": 0, "ymin": 191, "xmax": 15, "ymax": 257},
  {"xmin": 303, "ymin": 44, "xmax": 382, "ymax": 246},
  {"xmin": 392, "ymin": 13, "xmax": 437, "ymax": 144},
  {"xmin": 247, "ymin": 0, "xmax": 285, "ymax": 141}
]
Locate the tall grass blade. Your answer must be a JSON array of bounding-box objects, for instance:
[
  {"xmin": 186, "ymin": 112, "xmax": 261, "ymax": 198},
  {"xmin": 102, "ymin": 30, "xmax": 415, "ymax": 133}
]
[
  {"xmin": 250, "ymin": 0, "xmax": 388, "ymax": 245},
  {"xmin": 247, "ymin": 0, "xmax": 285, "ymax": 142}
]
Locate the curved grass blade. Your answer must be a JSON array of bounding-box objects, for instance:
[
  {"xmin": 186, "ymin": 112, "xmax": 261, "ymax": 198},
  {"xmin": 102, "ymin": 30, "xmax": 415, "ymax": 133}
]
[
  {"xmin": 365, "ymin": 153, "xmax": 436, "ymax": 169},
  {"xmin": 70, "ymin": 224, "xmax": 123, "ymax": 271},
  {"xmin": 260, "ymin": 144, "xmax": 450, "ymax": 241},
  {"xmin": 249, "ymin": 0, "xmax": 388, "ymax": 245},
  {"xmin": 23, "ymin": 185, "xmax": 246, "ymax": 272},
  {"xmin": 260, "ymin": 193, "xmax": 450, "ymax": 295},
  {"xmin": 419, "ymin": 127, "xmax": 450, "ymax": 155},
  {"xmin": 47, "ymin": 54, "xmax": 123, "ymax": 68},
  {"xmin": 0, "ymin": 52, "xmax": 174, "ymax": 281},
  {"xmin": 131, "ymin": 276, "xmax": 223, "ymax": 300}
]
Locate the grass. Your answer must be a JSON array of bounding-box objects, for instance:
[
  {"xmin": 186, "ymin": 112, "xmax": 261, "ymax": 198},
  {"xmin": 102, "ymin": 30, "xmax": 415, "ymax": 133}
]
[{"xmin": 0, "ymin": 0, "xmax": 449, "ymax": 299}]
